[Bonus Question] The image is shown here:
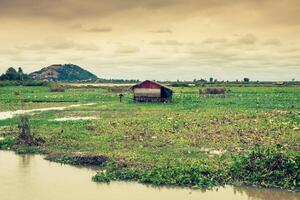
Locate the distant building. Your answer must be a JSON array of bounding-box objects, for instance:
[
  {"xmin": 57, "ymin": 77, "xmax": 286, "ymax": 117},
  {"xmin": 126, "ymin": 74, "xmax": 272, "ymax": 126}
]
[
  {"xmin": 130, "ymin": 80, "xmax": 173, "ymax": 102},
  {"xmin": 274, "ymin": 81, "xmax": 285, "ymax": 86}
]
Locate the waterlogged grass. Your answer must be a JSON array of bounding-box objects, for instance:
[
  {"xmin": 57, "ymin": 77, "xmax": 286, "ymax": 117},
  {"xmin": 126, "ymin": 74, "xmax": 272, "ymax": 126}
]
[
  {"xmin": 92, "ymin": 146, "xmax": 300, "ymax": 190},
  {"xmin": 0, "ymin": 85, "xmax": 300, "ymax": 190},
  {"xmin": 229, "ymin": 146, "xmax": 300, "ymax": 190},
  {"xmin": 92, "ymin": 162, "xmax": 226, "ymax": 189},
  {"xmin": 0, "ymin": 136, "xmax": 14, "ymax": 149}
]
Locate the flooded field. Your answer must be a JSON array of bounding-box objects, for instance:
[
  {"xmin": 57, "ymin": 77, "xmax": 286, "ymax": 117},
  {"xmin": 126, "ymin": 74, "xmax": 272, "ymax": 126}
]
[
  {"xmin": 0, "ymin": 151, "xmax": 298, "ymax": 200},
  {"xmin": 0, "ymin": 103, "xmax": 96, "ymax": 120}
]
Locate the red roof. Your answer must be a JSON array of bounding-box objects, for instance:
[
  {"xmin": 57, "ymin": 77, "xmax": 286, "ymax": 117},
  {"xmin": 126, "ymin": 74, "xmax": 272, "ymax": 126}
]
[{"xmin": 131, "ymin": 80, "xmax": 173, "ymax": 91}]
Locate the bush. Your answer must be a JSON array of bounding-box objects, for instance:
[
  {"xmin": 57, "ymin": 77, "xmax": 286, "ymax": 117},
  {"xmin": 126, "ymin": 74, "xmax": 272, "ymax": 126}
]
[
  {"xmin": 17, "ymin": 115, "xmax": 44, "ymax": 146},
  {"xmin": 104, "ymin": 86, "xmax": 129, "ymax": 93},
  {"xmin": 93, "ymin": 163, "xmax": 226, "ymax": 188},
  {"xmin": 200, "ymin": 87, "xmax": 226, "ymax": 94},
  {"xmin": 170, "ymin": 82, "xmax": 189, "ymax": 87},
  {"xmin": 0, "ymin": 136, "xmax": 15, "ymax": 149},
  {"xmin": 0, "ymin": 80, "xmax": 46, "ymax": 87},
  {"xmin": 46, "ymin": 154, "xmax": 108, "ymax": 166},
  {"xmin": 229, "ymin": 146, "xmax": 300, "ymax": 190},
  {"xmin": 48, "ymin": 83, "xmax": 65, "ymax": 92}
]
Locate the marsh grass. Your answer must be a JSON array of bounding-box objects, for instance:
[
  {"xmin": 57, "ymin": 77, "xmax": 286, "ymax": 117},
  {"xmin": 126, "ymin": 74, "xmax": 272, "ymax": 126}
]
[{"xmin": 0, "ymin": 85, "xmax": 300, "ymax": 190}]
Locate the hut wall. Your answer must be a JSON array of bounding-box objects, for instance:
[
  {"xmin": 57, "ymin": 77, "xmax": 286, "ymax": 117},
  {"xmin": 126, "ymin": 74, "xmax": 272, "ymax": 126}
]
[
  {"xmin": 133, "ymin": 88, "xmax": 161, "ymax": 97},
  {"xmin": 132, "ymin": 80, "xmax": 173, "ymax": 102}
]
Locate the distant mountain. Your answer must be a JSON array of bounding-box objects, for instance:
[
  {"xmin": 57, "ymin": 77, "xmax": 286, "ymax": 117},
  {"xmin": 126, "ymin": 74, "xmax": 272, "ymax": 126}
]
[{"xmin": 30, "ymin": 64, "xmax": 98, "ymax": 81}]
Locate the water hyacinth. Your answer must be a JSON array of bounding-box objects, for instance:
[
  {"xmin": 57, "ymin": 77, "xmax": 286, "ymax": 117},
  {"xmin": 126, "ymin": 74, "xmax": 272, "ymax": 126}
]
[{"xmin": 93, "ymin": 162, "xmax": 227, "ymax": 189}]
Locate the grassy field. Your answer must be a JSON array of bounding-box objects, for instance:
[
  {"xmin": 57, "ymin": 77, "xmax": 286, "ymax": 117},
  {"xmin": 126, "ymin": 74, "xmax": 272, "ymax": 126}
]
[{"xmin": 0, "ymin": 85, "xmax": 300, "ymax": 190}]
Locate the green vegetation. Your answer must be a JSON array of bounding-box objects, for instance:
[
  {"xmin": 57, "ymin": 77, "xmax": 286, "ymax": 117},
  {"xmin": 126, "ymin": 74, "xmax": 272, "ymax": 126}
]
[
  {"xmin": 0, "ymin": 85, "xmax": 299, "ymax": 190},
  {"xmin": 229, "ymin": 146, "xmax": 300, "ymax": 190},
  {"xmin": 92, "ymin": 146, "xmax": 300, "ymax": 190},
  {"xmin": 200, "ymin": 87, "xmax": 226, "ymax": 94},
  {"xmin": 17, "ymin": 115, "xmax": 44, "ymax": 146},
  {"xmin": 0, "ymin": 136, "xmax": 15, "ymax": 150},
  {"xmin": 46, "ymin": 154, "xmax": 108, "ymax": 166},
  {"xmin": 48, "ymin": 83, "xmax": 65, "ymax": 92},
  {"xmin": 0, "ymin": 67, "xmax": 31, "ymax": 81},
  {"xmin": 0, "ymin": 67, "xmax": 46, "ymax": 87},
  {"xmin": 93, "ymin": 162, "xmax": 226, "ymax": 188}
]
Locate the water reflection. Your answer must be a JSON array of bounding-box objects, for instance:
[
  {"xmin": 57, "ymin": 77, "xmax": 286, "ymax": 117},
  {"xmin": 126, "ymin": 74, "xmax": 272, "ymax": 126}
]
[
  {"xmin": 0, "ymin": 151, "xmax": 299, "ymax": 200},
  {"xmin": 234, "ymin": 187, "xmax": 300, "ymax": 200},
  {"xmin": 19, "ymin": 154, "xmax": 32, "ymax": 168}
]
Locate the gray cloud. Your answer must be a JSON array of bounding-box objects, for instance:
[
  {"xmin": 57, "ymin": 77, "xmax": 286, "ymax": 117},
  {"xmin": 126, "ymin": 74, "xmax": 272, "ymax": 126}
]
[
  {"xmin": 150, "ymin": 40, "xmax": 184, "ymax": 46},
  {"xmin": 0, "ymin": 0, "xmax": 299, "ymax": 27},
  {"xmin": 236, "ymin": 34, "xmax": 258, "ymax": 45},
  {"xmin": 279, "ymin": 48, "xmax": 298, "ymax": 53},
  {"xmin": 262, "ymin": 39, "xmax": 282, "ymax": 46},
  {"xmin": 11, "ymin": 55, "xmax": 47, "ymax": 62},
  {"xmin": 71, "ymin": 23, "xmax": 83, "ymax": 29},
  {"xmin": 115, "ymin": 45, "xmax": 140, "ymax": 54},
  {"xmin": 202, "ymin": 38, "xmax": 228, "ymax": 44},
  {"xmin": 84, "ymin": 27, "xmax": 112, "ymax": 32},
  {"xmin": 0, "ymin": 48, "xmax": 21, "ymax": 55},
  {"xmin": 0, "ymin": 0, "xmax": 175, "ymax": 19},
  {"xmin": 19, "ymin": 38, "xmax": 99, "ymax": 51},
  {"xmin": 70, "ymin": 23, "xmax": 112, "ymax": 32},
  {"xmin": 149, "ymin": 29, "xmax": 172, "ymax": 33}
]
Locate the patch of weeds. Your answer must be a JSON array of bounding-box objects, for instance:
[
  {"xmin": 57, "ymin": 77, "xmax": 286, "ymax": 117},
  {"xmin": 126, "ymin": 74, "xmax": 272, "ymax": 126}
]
[
  {"xmin": 92, "ymin": 162, "xmax": 227, "ymax": 189},
  {"xmin": 17, "ymin": 115, "xmax": 44, "ymax": 146},
  {"xmin": 48, "ymin": 83, "xmax": 65, "ymax": 92},
  {"xmin": 229, "ymin": 146, "xmax": 300, "ymax": 190},
  {"xmin": 46, "ymin": 154, "xmax": 109, "ymax": 166},
  {"xmin": 15, "ymin": 146, "xmax": 43, "ymax": 154},
  {"xmin": 0, "ymin": 136, "xmax": 15, "ymax": 149}
]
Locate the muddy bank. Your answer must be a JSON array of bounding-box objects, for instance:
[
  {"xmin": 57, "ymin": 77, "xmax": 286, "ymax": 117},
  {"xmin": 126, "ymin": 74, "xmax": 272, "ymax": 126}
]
[{"xmin": 46, "ymin": 154, "xmax": 109, "ymax": 166}]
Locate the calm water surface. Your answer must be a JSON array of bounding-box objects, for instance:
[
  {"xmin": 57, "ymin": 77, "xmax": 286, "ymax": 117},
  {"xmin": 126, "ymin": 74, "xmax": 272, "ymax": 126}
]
[{"xmin": 0, "ymin": 151, "xmax": 299, "ymax": 200}]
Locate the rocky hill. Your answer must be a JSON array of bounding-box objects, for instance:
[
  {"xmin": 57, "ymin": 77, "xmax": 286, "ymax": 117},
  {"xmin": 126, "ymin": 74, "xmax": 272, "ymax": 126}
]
[{"xmin": 30, "ymin": 64, "xmax": 98, "ymax": 81}]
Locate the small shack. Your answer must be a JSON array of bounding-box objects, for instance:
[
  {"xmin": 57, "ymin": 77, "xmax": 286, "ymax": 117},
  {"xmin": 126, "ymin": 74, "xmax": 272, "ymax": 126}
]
[{"xmin": 131, "ymin": 80, "xmax": 173, "ymax": 102}]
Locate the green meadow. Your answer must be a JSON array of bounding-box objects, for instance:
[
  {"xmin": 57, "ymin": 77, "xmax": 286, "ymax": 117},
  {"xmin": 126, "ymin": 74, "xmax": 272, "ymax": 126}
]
[{"xmin": 0, "ymin": 85, "xmax": 300, "ymax": 190}]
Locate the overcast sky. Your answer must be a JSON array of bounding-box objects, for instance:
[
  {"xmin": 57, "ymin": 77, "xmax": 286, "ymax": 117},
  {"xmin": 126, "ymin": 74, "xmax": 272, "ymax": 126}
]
[{"xmin": 0, "ymin": 0, "xmax": 300, "ymax": 81}]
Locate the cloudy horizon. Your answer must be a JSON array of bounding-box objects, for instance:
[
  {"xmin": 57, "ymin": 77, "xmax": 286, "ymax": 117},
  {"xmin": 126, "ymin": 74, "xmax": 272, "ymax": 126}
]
[{"xmin": 0, "ymin": 0, "xmax": 300, "ymax": 81}]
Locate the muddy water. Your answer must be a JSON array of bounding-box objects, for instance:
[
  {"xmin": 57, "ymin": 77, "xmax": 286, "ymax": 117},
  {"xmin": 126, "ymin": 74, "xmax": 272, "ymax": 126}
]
[
  {"xmin": 0, "ymin": 151, "xmax": 298, "ymax": 200},
  {"xmin": 0, "ymin": 103, "xmax": 96, "ymax": 120}
]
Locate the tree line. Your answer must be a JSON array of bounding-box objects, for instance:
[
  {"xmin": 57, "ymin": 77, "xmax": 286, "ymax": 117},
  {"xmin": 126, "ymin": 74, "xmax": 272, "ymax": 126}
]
[{"xmin": 0, "ymin": 67, "xmax": 31, "ymax": 81}]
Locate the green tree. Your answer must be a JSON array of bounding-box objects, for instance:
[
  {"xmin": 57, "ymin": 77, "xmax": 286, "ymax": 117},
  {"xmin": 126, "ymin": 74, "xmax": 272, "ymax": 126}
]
[
  {"xmin": 18, "ymin": 67, "xmax": 24, "ymax": 80},
  {"xmin": 243, "ymin": 77, "xmax": 250, "ymax": 83},
  {"xmin": 6, "ymin": 67, "xmax": 18, "ymax": 80},
  {"xmin": 0, "ymin": 73, "xmax": 8, "ymax": 81}
]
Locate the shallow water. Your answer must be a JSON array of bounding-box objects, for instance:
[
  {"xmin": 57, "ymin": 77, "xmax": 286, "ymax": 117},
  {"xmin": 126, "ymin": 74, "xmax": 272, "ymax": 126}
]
[
  {"xmin": 51, "ymin": 116, "xmax": 98, "ymax": 121},
  {"xmin": 0, "ymin": 103, "xmax": 96, "ymax": 120},
  {"xmin": 0, "ymin": 151, "xmax": 298, "ymax": 200}
]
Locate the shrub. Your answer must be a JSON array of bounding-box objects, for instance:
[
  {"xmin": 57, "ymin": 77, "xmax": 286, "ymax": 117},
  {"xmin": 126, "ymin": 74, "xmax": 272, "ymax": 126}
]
[
  {"xmin": 170, "ymin": 82, "xmax": 189, "ymax": 87},
  {"xmin": 46, "ymin": 154, "xmax": 108, "ymax": 166},
  {"xmin": 17, "ymin": 115, "xmax": 44, "ymax": 146},
  {"xmin": 229, "ymin": 146, "xmax": 300, "ymax": 190},
  {"xmin": 48, "ymin": 83, "xmax": 65, "ymax": 92},
  {"xmin": 105, "ymin": 86, "xmax": 129, "ymax": 93},
  {"xmin": 200, "ymin": 87, "xmax": 226, "ymax": 94},
  {"xmin": 0, "ymin": 80, "xmax": 46, "ymax": 87},
  {"xmin": 0, "ymin": 137, "xmax": 15, "ymax": 149}
]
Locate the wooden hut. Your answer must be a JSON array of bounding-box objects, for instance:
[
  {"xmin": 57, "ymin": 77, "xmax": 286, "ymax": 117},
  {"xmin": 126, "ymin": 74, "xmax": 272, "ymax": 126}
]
[{"xmin": 131, "ymin": 80, "xmax": 173, "ymax": 102}]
